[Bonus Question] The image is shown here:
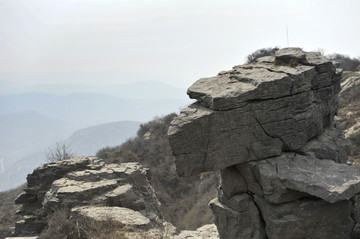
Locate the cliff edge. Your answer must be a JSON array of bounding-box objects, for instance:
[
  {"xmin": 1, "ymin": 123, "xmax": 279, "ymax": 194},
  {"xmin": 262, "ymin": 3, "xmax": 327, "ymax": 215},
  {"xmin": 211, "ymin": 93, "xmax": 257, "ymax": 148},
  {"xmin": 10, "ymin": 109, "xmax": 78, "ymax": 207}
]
[{"xmin": 169, "ymin": 48, "xmax": 360, "ymax": 239}]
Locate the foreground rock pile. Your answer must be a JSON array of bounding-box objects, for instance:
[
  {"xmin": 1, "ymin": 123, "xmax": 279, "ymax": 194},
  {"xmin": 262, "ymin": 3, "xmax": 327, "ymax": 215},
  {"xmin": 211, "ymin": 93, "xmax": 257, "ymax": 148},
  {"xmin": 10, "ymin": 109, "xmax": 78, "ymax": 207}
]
[
  {"xmin": 168, "ymin": 48, "xmax": 360, "ymax": 239},
  {"xmin": 14, "ymin": 157, "xmax": 163, "ymax": 237},
  {"xmin": 13, "ymin": 157, "xmax": 219, "ymax": 238}
]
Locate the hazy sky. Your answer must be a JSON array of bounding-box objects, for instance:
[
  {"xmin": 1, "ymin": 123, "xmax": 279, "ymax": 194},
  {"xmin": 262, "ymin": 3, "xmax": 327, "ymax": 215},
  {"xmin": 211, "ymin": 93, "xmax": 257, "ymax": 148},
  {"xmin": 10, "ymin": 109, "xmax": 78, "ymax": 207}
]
[{"xmin": 1, "ymin": 0, "xmax": 360, "ymax": 88}]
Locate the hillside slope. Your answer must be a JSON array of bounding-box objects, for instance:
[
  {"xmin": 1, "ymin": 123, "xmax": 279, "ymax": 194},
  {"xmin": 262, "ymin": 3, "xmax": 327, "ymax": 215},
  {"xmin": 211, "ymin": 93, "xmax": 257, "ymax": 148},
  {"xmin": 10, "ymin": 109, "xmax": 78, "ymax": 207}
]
[
  {"xmin": 97, "ymin": 113, "xmax": 217, "ymax": 230},
  {"xmin": 65, "ymin": 121, "xmax": 141, "ymax": 156}
]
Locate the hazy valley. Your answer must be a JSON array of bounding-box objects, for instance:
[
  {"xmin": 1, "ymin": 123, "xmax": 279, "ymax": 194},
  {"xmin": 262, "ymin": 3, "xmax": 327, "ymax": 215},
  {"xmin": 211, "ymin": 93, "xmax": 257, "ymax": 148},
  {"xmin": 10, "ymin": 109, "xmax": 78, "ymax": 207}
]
[{"xmin": 0, "ymin": 81, "xmax": 191, "ymax": 191}]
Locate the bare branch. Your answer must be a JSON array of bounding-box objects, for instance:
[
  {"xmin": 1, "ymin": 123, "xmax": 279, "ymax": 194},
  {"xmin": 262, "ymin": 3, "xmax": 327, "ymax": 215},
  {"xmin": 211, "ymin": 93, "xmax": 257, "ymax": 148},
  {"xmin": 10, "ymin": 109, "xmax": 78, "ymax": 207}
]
[{"xmin": 46, "ymin": 142, "xmax": 75, "ymax": 162}]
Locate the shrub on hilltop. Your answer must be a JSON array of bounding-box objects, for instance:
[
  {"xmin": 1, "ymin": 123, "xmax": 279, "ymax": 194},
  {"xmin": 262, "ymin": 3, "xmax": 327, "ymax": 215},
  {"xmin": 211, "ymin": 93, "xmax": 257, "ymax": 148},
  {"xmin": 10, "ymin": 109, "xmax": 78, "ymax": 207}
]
[{"xmin": 327, "ymin": 53, "xmax": 360, "ymax": 71}]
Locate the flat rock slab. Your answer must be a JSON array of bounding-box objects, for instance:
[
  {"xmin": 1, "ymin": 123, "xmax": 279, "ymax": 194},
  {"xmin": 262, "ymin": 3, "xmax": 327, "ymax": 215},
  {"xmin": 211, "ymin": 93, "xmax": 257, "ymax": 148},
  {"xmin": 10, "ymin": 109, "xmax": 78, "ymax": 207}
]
[
  {"xmin": 253, "ymin": 153, "xmax": 360, "ymax": 203},
  {"xmin": 72, "ymin": 206, "xmax": 151, "ymax": 228},
  {"xmin": 209, "ymin": 197, "xmax": 266, "ymax": 239},
  {"xmin": 174, "ymin": 224, "xmax": 219, "ymax": 239},
  {"xmin": 299, "ymin": 127, "xmax": 350, "ymax": 163},
  {"xmin": 169, "ymin": 89, "xmax": 327, "ymax": 176},
  {"xmin": 188, "ymin": 68, "xmax": 293, "ymax": 110},
  {"xmin": 169, "ymin": 48, "xmax": 339, "ymax": 176},
  {"xmin": 254, "ymin": 195, "xmax": 353, "ymax": 239}
]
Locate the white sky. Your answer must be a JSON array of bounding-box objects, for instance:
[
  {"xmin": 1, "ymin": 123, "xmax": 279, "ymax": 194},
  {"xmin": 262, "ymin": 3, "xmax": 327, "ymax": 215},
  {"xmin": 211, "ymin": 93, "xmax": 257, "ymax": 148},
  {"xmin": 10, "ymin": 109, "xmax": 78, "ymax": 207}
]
[{"xmin": 1, "ymin": 0, "xmax": 360, "ymax": 88}]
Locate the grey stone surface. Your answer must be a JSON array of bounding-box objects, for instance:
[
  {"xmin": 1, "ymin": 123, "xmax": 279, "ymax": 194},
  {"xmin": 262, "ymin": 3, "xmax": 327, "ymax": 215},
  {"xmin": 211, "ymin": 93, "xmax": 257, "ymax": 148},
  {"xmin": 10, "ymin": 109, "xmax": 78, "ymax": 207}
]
[
  {"xmin": 274, "ymin": 47, "xmax": 306, "ymax": 63},
  {"xmin": 218, "ymin": 166, "xmax": 247, "ymax": 203},
  {"xmin": 209, "ymin": 197, "xmax": 266, "ymax": 239},
  {"xmin": 169, "ymin": 49, "xmax": 339, "ymax": 177},
  {"xmin": 187, "ymin": 68, "xmax": 293, "ymax": 110},
  {"xmin": 252, "ymin": 154, "xmax": 360, "ymax": 203},
  {"xmin": 14, "ymin": 157, "xmax": 162, "ymax": 236},
  {"xmin": 71, "ymin": 206, "xmax": 151, "ymax": 229},
  {"xmin": 239, "ymin": 160, "xmax": 308, "ymax": 204},
  {"xmin": 254, "ymin": 195, "xmax": 353, "ymax": 239},
  {"xmin": 174, "ymin": 224, "xmax": 219, "ymax": 239},
  {"xmin": 300, "ymin": 127, "xmax": 350, "ymax": 163},
  {"xmin": 168, "ymin": 48, "xmax": 360, "ymax": 238}
]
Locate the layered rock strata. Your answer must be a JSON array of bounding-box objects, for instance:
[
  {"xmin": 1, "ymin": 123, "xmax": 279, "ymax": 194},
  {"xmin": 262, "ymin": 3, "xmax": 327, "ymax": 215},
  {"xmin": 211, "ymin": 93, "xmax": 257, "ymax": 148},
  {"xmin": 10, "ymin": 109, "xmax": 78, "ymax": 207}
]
[
  {"xmin": 168, "ymin": 48, "xmax": 360, "ymax": 238},
  {"xmin": 14, "ymin": 157, "xmax": 219, "ymax": 238},
  {"xmin": 14, "ymin": 157, "xmax": 162, "ymax": 236}
]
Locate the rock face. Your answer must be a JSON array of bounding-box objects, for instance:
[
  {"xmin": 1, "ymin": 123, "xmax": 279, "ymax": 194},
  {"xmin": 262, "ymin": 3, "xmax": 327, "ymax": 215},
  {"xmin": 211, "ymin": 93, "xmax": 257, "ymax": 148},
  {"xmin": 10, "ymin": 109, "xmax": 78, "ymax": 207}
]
[
  {"xmin": 14, "ymin": 156, "xmax": 220, "ymax": 238},
  {"xmin": 14, "ymin": 157, "xmax": 162, "ymax": 236},
  {"xmin": 168, "ymin": 48, "xmax": 360, "ymax": 238}
]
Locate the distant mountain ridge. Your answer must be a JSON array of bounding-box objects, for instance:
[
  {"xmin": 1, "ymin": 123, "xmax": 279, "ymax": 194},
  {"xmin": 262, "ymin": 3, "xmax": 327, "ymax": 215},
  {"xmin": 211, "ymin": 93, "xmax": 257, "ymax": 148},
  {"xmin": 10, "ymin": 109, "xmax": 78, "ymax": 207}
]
[
  {"xmin": 0, "ymin": 80, "xmax": 187, "ymax": 99},
  {"xmin": 0, "ymin": 119, "xmax": 141, "ymax": 191},
  {"xmin": 0, "ymin": 92, "xmax": 191, "ymax": 126},
  {"xmin": 66, "ymin": 121, "xmax": 141, "ymax": 156},
  {"xmin": 0, "ymin": 80, "xmax": 192, "ymax": 191}
]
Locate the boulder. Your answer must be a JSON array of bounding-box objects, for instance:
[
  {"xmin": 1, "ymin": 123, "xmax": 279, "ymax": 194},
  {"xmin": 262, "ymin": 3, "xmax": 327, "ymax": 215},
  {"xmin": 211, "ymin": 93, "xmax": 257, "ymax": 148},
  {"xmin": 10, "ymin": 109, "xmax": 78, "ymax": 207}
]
[
  {"xmin": 254, "ymin": 195, "xmax": 353, "ymax": 239},
  {"xmin": 169, "ymin": 49, "xmax": 339, "ymax": 177},
  {"xmin": 209, "ymin": 197, "xmax": 266, "ymax": 239},
  {"xmin": 247, "ymin": 153, "xmax": 360, "ymax": 203},
  {"xmin": 71, "ymin": 206, "xmax": 151, "ymax": 229},
  {"xmin": 299, "ymin": 127, "xmax": 350, "ymax": 163},
  {"xmin": 168, "ymin": 48, "xmax": 360, "ymax": 238}
]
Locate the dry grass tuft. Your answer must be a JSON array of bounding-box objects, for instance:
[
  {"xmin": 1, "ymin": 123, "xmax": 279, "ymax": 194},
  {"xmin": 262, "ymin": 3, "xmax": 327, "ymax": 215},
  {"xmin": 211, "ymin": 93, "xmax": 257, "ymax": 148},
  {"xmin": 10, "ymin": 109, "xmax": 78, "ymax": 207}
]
[
  {"xmin": 273, "ymin": 58, "xmax": 299, "ymax": 67},
  {"xmin": 39, "ymin": 208, "xmax": 128, "ymax": 239}
]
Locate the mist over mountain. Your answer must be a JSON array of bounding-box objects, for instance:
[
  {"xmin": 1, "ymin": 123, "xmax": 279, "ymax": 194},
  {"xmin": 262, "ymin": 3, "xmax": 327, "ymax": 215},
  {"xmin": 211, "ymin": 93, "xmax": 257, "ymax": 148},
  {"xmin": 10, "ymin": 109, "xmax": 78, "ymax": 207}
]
[
  {"xmin": 0, "ymin": 79, "xmax": 186, "ymax": 99},
  {"xmin": 65, "ymin": 121, "xmax": 141, "ymax": 156},
  {"xmin": 0, "ymin": 93, "xmax": 191, "ymax": 126},
  {"xmin": 0, "ymin": 80, "xmax": 191, "ymax": 191},
  {"xmin": 0, "ymin": 111, "xmax": 77, "ymax": 162},
  {"xmin": 0, "ymin": 120, "xmax": 141, "ymax": 191}
]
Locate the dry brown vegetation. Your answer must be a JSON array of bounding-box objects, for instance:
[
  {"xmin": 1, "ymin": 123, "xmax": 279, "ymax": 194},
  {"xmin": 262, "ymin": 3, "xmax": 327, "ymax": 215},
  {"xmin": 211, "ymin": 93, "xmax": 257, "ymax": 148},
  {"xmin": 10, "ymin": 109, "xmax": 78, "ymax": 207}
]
[
  {"xmin": 337, "ymin": 98, "xmax": 360, "ymax": 163},
  {"xmin": 97, "ymin": 113, "xmax": 217, "ymax": 230},
  {"xmin": 39, "ymin": 208, "xmax": 128, "ymax": 239},
  {"xmin": 273, "ymin": 58, "xmax": 299, "ymax": 67},
  {"xmin": 328, "ymin": 53, "xmax": 360, "ymax": 71},
  {"xmin": 246, "ymin": 47, "xmax": 279, "ymax": 63},
  {"xmin": 0, "ymin": 184, "xmax": 24, "ymax": 238}
]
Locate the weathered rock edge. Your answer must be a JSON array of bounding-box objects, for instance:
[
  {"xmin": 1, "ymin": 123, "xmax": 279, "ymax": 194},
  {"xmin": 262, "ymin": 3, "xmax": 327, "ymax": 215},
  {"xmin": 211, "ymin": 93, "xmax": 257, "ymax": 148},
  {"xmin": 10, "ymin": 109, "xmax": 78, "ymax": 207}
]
[
  {"xmin": 169, "ymin": 48, "xmax": 341, "ymax": 176},
  {"xmin": 13, "ymin": 157, "xmax": 219, "ymax": 238},
  {"xmin": 168, "ymin": 48, "xmax": 360, "ymax": 239}
]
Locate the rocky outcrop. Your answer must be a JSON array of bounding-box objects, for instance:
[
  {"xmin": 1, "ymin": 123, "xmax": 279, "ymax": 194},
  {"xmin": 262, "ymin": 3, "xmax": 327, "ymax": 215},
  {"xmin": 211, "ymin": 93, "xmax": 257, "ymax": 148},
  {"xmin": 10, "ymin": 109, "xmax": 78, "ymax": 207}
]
[
  {"xmin": 14, "ymin": 157, "xmax": 162, "ymax": 236},
  {"xmin": 14, "ymin": 156, "xmax": 220, "ymax": 238},
  {"xmin": 337, "ymin": 71, "xmax": 360, "ymax": 163},
  {"xmin": 169, "ymin": 48, "xmax": 360, "ymax": 238}
]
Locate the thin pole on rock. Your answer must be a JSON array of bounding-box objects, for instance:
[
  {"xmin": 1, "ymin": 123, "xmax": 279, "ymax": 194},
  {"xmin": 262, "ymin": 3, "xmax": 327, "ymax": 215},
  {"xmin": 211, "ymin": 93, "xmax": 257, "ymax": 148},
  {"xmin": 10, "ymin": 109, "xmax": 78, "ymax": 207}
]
[{"xmin": 286, "ymin": 26, "xmax": 289, "ymax": 47}]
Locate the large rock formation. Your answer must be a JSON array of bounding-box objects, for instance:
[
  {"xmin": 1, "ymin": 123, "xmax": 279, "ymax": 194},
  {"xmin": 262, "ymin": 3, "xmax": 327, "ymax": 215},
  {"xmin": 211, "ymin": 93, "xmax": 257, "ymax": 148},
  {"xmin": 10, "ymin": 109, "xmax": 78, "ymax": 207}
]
[
  {"xmin": 168, "ymin": 48, "xmax": 360, "ymax": 238},
  {"xmin": 13, "ymin": 156, "xmax": 219, "ymax": 238},
  {"xmin": 14, "ymin": 157, "xmax": 162, "ymax": 236}
]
